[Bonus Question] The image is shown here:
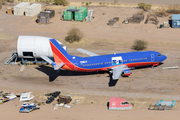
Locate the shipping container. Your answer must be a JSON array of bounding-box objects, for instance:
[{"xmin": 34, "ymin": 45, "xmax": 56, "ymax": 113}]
[
  {"xmin": 7, "ymin": 7, "xmax": 13, "ymax": 14},
  {"xmin": 75, "ymin": 7, "xmax": 87, "ymax": 21},
  {"xmin": 25, "ymin": 3, "xmax": 41, "ymax": 17},
  {"xmin": 63, "ymin": 6, "xmax": 77, "ymax": 21},
  {"xmin": 45, "ymin": 9, "xmax": 55, "ymax": 18},
  {"xmin": 172, "ymin": 14, "xmax": 180, "ymax": 20},
  {"xmin": 14, "ymin": 2, "xmax": 30, "ymax": 16},
  {"xmin": 172, "ymin": 20, "xmax": 180, "ymax": 28}
]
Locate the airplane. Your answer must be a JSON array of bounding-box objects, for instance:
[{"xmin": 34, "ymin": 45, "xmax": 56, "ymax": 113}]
[{"xmin": 40, "ymin": 39, "xmax": 167, "ymax": 80}]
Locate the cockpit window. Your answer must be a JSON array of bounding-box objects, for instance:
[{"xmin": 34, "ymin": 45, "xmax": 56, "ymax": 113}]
[{"xmin": 157, "ymin": 54, "xmax": 162, "ymax": 57}]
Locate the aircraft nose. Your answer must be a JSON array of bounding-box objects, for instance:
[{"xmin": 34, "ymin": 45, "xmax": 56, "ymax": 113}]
[{"xmin": 162, "ymin": 55, "xmax": 167, "ymax": 61}]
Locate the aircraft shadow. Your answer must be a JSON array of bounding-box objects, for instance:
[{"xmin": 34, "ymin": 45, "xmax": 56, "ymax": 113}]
[{"xmin": 36, "ymin": 65, "xmax": 107, "ymax": 82}]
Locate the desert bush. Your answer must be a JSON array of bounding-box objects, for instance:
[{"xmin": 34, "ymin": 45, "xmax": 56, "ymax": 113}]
[
  {"xmin": 166, "ymin": 4, "xmax": 180, "ymax": 14},
  {"xmin": 107, "ymin": 3, "xmax": 109, "ymax": 5},
  {"xmin": 138, "ymin": 2, "xmax": 152, "ymax": 11},
  {"xmin": 86, "ymin": 2, "xmax": 88, "ymax": 6},
  {"xmin": 156, "ymin": 6, "xmax": 168, "ymax": 17},
  {"xmin": 54, "ymin": 0, "xmax": 69, "ymax": 6},
  {"xmin": 132, "ymin": 40, "xmax": 147, "ymax": 51},
  {"xmin": 89, "ymin": 2, "xmax": 91, "ymax": 4},
  {"xmin": 138, "ymin": 2, "xmax": 145, "ymax": 9},
  {"xmin": 99, "ymin": 2, "xmax": 101, "ymax": 5},
  {"xmin": 81, "ymin": 2, "xmax": 84, "ymax": 4},
  {"xmin": 65, "ymin": 28, "xmax": 83, "ymax": 43},
  {"xmin": 144, "ymin": 4, "xmax": 152, "ymax": 11},
  {"xmin": 103, "ymin": 2, "xmax": 105, "ymax": 5},
  {"xmin": 137, "ymin": 10, "xmax": 144, "ymax": 15}
]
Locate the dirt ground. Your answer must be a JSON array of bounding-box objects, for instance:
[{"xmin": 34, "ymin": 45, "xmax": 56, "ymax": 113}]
[{"xmin": 1, "ymin": 2, "xmax": 180, "ymax": 120}]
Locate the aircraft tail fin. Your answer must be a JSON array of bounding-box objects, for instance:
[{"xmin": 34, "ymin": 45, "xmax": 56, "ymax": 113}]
[{"xmin": 49, "ymin": 39, "xmax": 71, "ymax": 69}]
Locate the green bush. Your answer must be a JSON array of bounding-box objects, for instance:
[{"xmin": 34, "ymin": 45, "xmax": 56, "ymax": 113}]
[
  {"xmin": 132, "ymin": 40, "xmax": 147, "ymax": 51},
  {"xmin": 81, "ymin": 2, "xmax": 84, "ymax": 4},
  {"xmin": 103, "ymin": 2, "xmax": 105, "ymax": 5},
  {"xmin": 89, "ymin": 2, "xmax": 91, "ymax": 4},
  {"xmin": 138, "ymin": 2, "xmax": 152, "ymax": 11},
  {"xmin": 65, "ymin": 28, "xmax": 83, "ymax": 43},
  {"xmin": 86, "ymin": 2, "xmax": 88, "ymax": 6},
  {"xmin": 99, "ymin": 2, "xmax": 101, "ymax": 5},
  {"xmin": 107, "ymin": 3, "xmax": 109, "ymax": 5},
  {"xmin": 138, "ymin": 2, "xmax": 145, "ymax": 9},
  {"xmin": 144, "ymin": 4, "xmax": 152, "ymax": 11},
  {"xmin": 54, "ymin": 0, "xmax": 69, "ymax": 6}
]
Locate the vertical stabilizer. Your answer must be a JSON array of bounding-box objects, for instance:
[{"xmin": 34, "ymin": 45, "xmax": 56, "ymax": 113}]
[{"xmin": 49, "ymin": 39, "xmax": 71, "ymax": 64}]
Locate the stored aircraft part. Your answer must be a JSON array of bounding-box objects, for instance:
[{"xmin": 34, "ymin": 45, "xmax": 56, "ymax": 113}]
[
  {"xmin": 107, "ymin": 17, "xmax": 119, "ymax": 26},
  {"xmin": 145, "ymin": 14, "xmax": 159, "ymax": 25},
  {"xmin": 17, "ymin": 36, "xmax": 66, "ymax": 58},
  {"xmin": 86, "ymin": 10, "xmax": 94, "ymax": 22},
  {"xmin": 25, "ymin": 3, "xmax": 41, "ymax": 17},
  {"xmin": 77, "ymin": 48, "xmax": 99, "ymax": 56},
  {"xmin": 58, "ymin": 95, "xmax": 72, "ymax": 104},
  {"xmin": 40, "ymin": 55, "xmax": 53, "ymax": 64},
  {"xmin": 148, "ymin": 99, "xmax": 176, "ymax": 110},
  {"xmin": 14, "ymin": 2, "xmax": 30, "ymax": 16},
  {"xmin": 20, "ymin": 92, "xmax": 34, "ymax": 101},
  {"xmin": 162, "ymin": 66, "xmax": 178, "ymax": 69},
  {"xmin": 20, "ymin": 103, "xmax": 40, "ymax": 113},
  {"xmin": 111, "ymin": 65, "xmax": 129, "ymax": 80},
  {"xmin": 109, "ymin": 97, "xmax": 132, "ymax": 110}
]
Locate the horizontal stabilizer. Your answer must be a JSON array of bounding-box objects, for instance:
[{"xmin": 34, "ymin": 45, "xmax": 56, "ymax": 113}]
[
  {"xmin": 40, "ymin": 55, "xmax": 53, "ymax": 64},
  {"xmin": 77, "ymin": 48, "xmax": 99, "ymax": 57},
  {"xmin": 53, "ymin": 63, "xmax": 65, "ymax": 70}
]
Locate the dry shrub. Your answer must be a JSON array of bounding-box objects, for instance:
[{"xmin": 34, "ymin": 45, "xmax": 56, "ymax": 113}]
[
  {"xmin": 156, "ymin": 7, "xmax": 168, "ymax": 17},
  {"xmin": 132, "ymin": 40, "xmax": 147, "ymax": 51},
  {"xmin": 137, "ymin": 10, "xmax": 144, "ymax": 15},
  {"xmin": 166, "ymin": 4, "xmax": 180, "ymax": 14},
  {"xmin": 65, "ymin": 28, "xmax": 83, "ymax": 43}
]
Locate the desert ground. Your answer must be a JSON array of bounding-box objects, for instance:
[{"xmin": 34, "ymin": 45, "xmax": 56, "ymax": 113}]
[{"xmin": 1, "ymin": 1, "xmax": 180, "ymax": 120}]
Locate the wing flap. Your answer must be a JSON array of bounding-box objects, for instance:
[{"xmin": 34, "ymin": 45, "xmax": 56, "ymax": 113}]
[{"xmin": 77, "ymin": 48, "xmax": 99, "ymax": 57}]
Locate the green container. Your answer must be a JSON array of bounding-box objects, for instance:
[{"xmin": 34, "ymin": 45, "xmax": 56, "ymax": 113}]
[
  {"xmin": 75, "ymin": 7, "xmax": 87, "ymax": 21},
  {"xmin": 63, "ymin": 6, "xmax": 77, "ymax": 21}
]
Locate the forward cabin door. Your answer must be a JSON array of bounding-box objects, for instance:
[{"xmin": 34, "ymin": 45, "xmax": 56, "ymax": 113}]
[{"xmin": 151, "ymin": 54, "xmax": 154, "ymax": 62}]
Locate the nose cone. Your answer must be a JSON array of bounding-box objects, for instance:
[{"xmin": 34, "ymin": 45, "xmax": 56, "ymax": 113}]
[{"xmin": 162, "ymin": 55, "xmax": 167, "ymax": 61}]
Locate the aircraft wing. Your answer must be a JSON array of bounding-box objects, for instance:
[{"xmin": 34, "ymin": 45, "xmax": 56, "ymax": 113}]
[
  {"xmin": 40, "ymin": 55, "xmax": 65, "ymax": 70},
  {"xmin": 111, "ymin": 65, "xmax": 129, "ymax": 80},
  {"xmin": 77, "ymin": 48, "xmax": 99, "ymax": 57}
]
